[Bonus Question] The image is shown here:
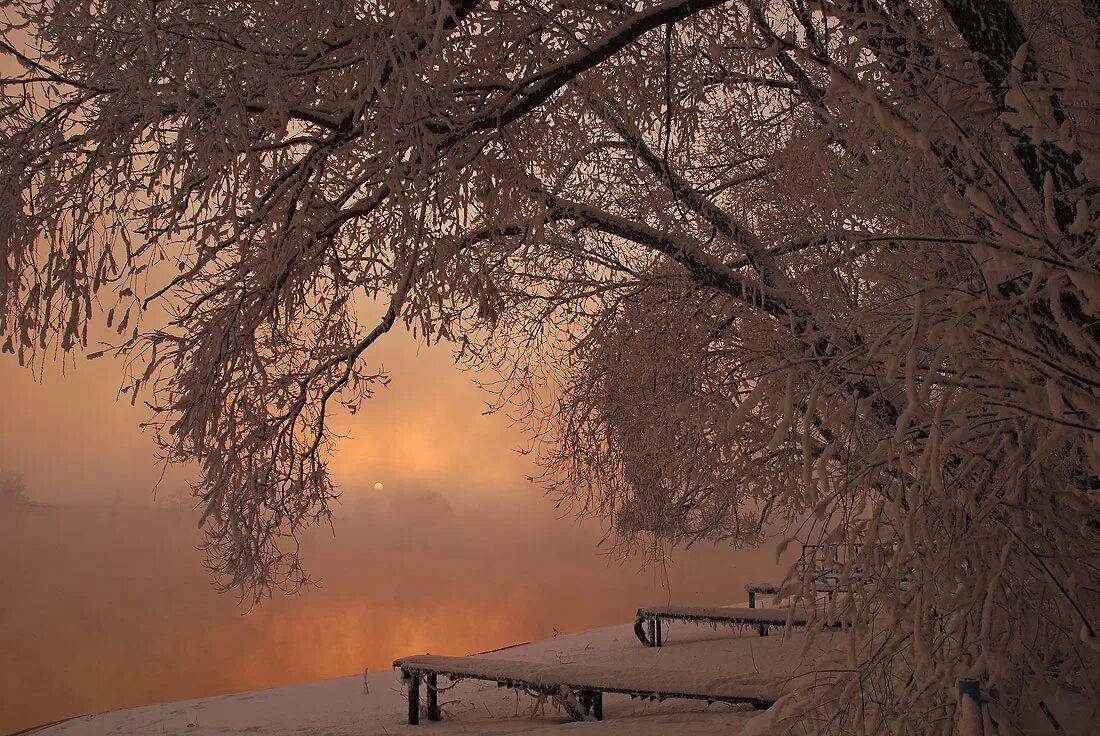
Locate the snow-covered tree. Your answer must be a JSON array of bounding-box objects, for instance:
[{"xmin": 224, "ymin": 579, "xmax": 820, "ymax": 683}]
[{"xmin": 2, "ymin": 1, "xmax": 1098, "ymax": 732}]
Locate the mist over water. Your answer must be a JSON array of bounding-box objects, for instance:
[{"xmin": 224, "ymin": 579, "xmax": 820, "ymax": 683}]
[
  {"xmin": 0, "ymin": 488, "xmax": 785, "ymax": 734},
  {"xmin": 0, "ymin": 331, "xmax": 788, "ymax": 734}
]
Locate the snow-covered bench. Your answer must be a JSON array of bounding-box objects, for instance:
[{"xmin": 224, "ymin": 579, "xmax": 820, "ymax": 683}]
[
  {"xmin": 634, "ymin": 582, "xmax": 796, "ymax": 646},
  {"xmin": 633, "ymin": 604, "xmax": 809, "ymax": 646},
  {"xmin": 392, "ymin": 655, "xmax": 778, "ymax": 725}
]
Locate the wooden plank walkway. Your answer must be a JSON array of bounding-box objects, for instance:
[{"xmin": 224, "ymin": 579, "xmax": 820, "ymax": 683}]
[{"xmin": 393, "ymin": 655, "xmax": 779, "ymax": 724}]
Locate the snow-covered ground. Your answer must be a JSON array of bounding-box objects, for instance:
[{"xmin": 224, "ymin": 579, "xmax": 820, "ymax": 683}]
[{"xmin": 34, "ymin": 607, "xmax": 842, "ymax": 736}]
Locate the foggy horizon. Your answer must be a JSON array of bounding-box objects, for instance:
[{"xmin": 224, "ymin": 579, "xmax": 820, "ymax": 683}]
[
  {"xmin": 1, "ymin": 332, "xmax": 785, "ymax": 735},
  {"xmin": 1, "ymin": 481, "xmax": 784, "ymax": 734}
]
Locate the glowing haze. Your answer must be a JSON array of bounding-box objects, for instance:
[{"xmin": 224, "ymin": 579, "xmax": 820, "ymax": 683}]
[{"xmin": 0, "ymin": 328, "xmax": 783, "ymax": 734}]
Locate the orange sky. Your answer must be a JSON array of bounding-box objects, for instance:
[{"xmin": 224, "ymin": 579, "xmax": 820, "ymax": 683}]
[{"xmin": 0, "ymin": 324, "xmax": 533, "ymax": 506}]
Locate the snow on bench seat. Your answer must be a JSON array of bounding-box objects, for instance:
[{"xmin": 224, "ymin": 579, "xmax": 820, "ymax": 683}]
[
  {"xmin": 634, "ymin": 606, "xmax": 809, "ymax": 646},
  {"xmin": 393, "ymin": 654, "xmax": 780, "ymax": 724},
  {"xmin": 639, "ymin": 605, "xmax": 808, "ymax": 625}
]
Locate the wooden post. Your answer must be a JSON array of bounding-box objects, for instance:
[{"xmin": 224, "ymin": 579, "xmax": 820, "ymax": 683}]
[
  {"xmin": 427, "ymin": 673, "xmax": 440, "ymax": 721},
  {"xmin": 748, "ymin": 587, "xmax": 767, "ymax": 637},
  {"xmin": 593, "ymin": 691, "xmax": 603, "ymax": 721},
  {"xmin": 646, "ymin": 617, "xmax": 656, "ymax": 647},
  {"xmin": 408, "ymin": 673, "xmax": 420, "ymax": 726},
  {"xmin": 655, "ymin": 617, "xmax": 663, "ymax": 647}
]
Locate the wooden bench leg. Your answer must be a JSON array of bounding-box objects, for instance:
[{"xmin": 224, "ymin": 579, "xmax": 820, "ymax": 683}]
[
  {"xmin": 427, "ymin": 673, "xmax": 440, "ymax": 721},
  {"xmin": 646, "ymin": 617, "xmax": 657, "ymax": 647},
  {"xmin": 633, "ymin": 616, "xmax": 650, "ymax": 645},
  {"xmin": 749, "ymin": 590, "xmax": 767, "ymax": 636},
  {"xmin": 408, "ymin": 673, "xmax": 420, "ymax": 725},
  {"xmin": 578, "ymin": 690, "xmax": 591, "ymax": 718},
  {"xmin": 655, "ymin": 618, "xmax": 663, "ymax": 647},
  {"xmin": 577, "ymin": 690, "xmax": 603, "ymax": 720}
]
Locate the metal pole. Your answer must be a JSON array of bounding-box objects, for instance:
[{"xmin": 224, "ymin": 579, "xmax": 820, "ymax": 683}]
[{"xmin": 958, "ymin": 678, "xmax": 983, "ymax": 735}]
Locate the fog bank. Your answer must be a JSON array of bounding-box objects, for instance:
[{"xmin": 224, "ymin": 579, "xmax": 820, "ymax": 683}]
[{"xmin": 0, "ymin": 492, "xmax": 784, "ymax": 734}]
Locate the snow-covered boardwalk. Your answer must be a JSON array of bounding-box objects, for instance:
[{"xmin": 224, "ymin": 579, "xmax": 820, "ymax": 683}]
[{"xmin": 394, "ymin": 654, "xmax": 779, "ymax": 724}]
